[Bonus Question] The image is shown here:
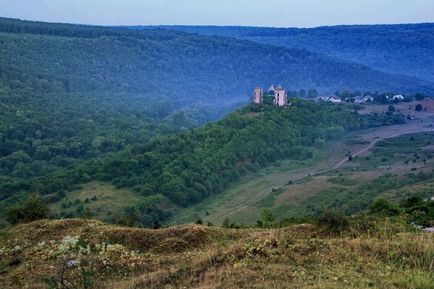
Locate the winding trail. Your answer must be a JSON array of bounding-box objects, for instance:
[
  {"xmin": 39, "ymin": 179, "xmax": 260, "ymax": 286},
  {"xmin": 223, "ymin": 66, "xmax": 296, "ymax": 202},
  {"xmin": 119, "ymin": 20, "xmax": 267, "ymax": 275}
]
[
  {"xmin": 330, "ymin": 129, "xmax": 434, "ymax": 171},
  {"xmin": 223, "ymin": 128, "xmax": 434, "ymax": 217}
]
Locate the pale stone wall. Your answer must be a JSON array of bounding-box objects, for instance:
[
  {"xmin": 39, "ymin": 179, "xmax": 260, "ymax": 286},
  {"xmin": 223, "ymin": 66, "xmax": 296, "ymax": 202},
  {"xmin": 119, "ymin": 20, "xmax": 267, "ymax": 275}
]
[
  {"xmin": 274, "ymin": 89, "xmax": 287, "ymax": 106},
  {"xmin": 253, "ymin": 87, "xmax": 264, "ymax": 104}
]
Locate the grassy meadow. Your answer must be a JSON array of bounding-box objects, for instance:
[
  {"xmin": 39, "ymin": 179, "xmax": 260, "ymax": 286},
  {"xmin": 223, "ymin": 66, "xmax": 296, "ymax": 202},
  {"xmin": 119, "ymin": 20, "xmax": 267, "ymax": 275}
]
[{"xmin": 170, "ymin": 130, "xmax": 434, "ymax": 225}]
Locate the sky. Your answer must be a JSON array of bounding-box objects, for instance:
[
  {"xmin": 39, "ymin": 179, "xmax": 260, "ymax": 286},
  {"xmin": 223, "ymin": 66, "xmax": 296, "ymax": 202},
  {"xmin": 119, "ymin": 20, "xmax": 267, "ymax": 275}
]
[{"xmin": 1, "ymin": 0, "xmax": 434, "ymax": 28}]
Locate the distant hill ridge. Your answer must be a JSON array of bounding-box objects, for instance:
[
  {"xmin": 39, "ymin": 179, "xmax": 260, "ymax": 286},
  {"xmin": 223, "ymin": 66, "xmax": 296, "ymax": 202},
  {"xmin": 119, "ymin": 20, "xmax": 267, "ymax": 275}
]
[
  {"xmin": 142, "ymin": 23, "xmax": 434, "ymax": 83},
  {"xmin": 1, "ymin": 16, "xmax": 434, "ymax": 103}
]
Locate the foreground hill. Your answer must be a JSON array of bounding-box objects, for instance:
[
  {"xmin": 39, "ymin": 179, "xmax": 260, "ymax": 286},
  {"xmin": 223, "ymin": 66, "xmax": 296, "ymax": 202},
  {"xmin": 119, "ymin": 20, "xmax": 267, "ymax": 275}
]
[
  {"xmin": 0, "ymin": 218, "xmax": 432, "ymax": 288},
  {"xmin": 154, "ymin": 23, "xmax": 434, "ymax": 83}
]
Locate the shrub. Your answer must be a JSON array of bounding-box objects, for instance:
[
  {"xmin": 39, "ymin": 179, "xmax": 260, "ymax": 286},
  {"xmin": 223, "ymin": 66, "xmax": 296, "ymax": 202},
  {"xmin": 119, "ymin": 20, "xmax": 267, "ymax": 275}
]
[
  {"xmin": 315, "ymin": 210, "xmax": 350, "ymax": 234},
  {"xmin": 369, "ymin": 198, "xmax": 403, "ymax": 217},
  {"xmin": 4, "ymin": 195, "xmax": 49, "ymax": 224},
  {"xmin": 195, "ymin": 217, "xmax": 203, "ymax": 225},
  {"xmin": 222, "ymin": 217, "xmax": 230, "ymax": 228},
  {"xmin": 261, "ymin": 209, "xmax": 276, "ymax": 228},
  {"xmin": 350, "ymin": 213, "xmax": 378, "ymax": 235},
  {"xmin": 401, "ymin": 196, "xmax": 424, "ymax": 208}
]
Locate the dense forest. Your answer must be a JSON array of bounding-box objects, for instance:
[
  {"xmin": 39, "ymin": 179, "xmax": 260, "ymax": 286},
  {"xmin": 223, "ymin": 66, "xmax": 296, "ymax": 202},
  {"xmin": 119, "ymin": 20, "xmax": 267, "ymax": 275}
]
[
  {"xmin": 0, "ymin": 61, "xmax": 229, "ymax": 175},
  {"xmin": 0, "ymin": 18, "xmax": 433, "ymax": 227},
  {"xmin": 1, "ymin": 17, "xmax": 434, "ymax": 104},
  {"xmin": 0, "ymin": 33, "xmax": 231, "ymax": 218},
  {"xmin": 154, "ymin": 24, "xmax": 434, "ymax": 83},
  {"xmin": 2, "ymin": 97, "xmax": 371, "ymax": 226}
]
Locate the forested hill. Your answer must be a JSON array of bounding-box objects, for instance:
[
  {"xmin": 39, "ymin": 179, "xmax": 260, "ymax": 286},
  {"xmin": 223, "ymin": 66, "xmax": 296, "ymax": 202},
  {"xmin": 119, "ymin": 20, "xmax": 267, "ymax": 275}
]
[
  {"xmin": 1, "ymin": 17, "xmax": 434, "ymax": 104},
  {"xmin": 2, "ymin": 99, "xmax": 367, "ymax": 226},
  {"xmin": 150, "ymin": 23, "xmax": 434, "ymax": 83}
]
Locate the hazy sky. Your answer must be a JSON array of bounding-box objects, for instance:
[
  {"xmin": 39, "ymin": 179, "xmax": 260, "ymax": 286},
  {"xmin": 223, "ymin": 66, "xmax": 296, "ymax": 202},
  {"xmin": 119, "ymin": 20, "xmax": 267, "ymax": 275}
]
[{"xmin": 1, "ymin": 0, "xmax": 434, "ymax": 28}]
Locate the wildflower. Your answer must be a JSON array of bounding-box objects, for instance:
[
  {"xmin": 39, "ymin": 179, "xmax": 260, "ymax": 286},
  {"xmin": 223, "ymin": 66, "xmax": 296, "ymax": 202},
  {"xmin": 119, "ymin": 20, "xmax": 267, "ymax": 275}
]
[
  {"xmin": 67, "ymin": 260, "xmax": 80, "ymax": 267},
  {"xmin": 58, "ymin": 236, "xmax": 80, "ymax": 253},
  {"xmin": 12, "ymin": 245, "xmax": 21, "ymax": 253}
]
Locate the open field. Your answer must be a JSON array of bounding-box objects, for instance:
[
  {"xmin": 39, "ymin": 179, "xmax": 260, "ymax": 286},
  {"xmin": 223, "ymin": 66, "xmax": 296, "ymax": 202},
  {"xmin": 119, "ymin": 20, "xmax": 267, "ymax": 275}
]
[
  {"xmin": 170, "ymin": 103, "xmax": 434, "ymax": 225},
  {"xmin": 358, "ymin": 99, "xmax": 434, "ymax": 115},
  {"xmin": 49, "ymin": 182, "xmax": 142, "ymax": 222}
]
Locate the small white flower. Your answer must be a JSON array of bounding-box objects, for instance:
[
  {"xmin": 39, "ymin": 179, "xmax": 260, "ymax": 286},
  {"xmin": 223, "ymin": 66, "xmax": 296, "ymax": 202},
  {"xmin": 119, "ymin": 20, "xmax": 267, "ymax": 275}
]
[
  {"xmin": 12, "ymin": 245, "xmax": 21, "ymax": 253},
  {"xmin": 67, "ymin": 259, "xmax": 80, "ymax": 267}
]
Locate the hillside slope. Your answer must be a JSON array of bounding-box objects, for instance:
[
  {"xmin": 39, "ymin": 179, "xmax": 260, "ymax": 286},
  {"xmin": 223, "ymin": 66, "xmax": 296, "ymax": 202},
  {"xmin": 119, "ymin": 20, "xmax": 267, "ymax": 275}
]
[
  {"xmin": 154, "ymin": 23, "xmax": 434, "ymax": 83},
  {"xmin": 2, "ymin": 17, "xmax": 434, "ymax": 103},
  {"xmin": 1, "ymin": 99, "xmax": 369, "ymax": 226},
  {"xmin": 0, "ymin": 219, "xmax": 433, "ymax": 288}
]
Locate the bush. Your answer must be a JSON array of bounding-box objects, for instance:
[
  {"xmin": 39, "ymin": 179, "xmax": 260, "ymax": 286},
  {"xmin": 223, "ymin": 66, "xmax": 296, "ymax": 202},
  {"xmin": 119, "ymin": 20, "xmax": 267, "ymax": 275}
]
[
  {"xmin": 350, "ymin": 214, "xmax": 378, "ymax": 235},
  {"xmin": 260, "ymin": 209, "xmax": 276, "ymax": 228},
  {"xmin": 222, "ymin": 217, "xmax": 231, "ymax": 228},
  {"xmin": 369, "ymin": 198, "xmax": 403, "ymax": 217},
  {"xmin": 315, "ymin": 210, "xmax": 350, "ymax": 234},
  {"xmin": 401, "ymin": 196, "xmax": 424, "ymax": 208},
  {"xmin": 4, "ymin": 195, "xmax": 49, "ymax": 224}
]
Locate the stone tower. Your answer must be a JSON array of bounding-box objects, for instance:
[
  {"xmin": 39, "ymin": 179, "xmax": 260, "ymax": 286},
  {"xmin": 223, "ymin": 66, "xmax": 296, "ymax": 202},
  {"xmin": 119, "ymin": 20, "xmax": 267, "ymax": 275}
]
[
  {"xmin": 273, "ymin": 85, "xmax": 287, "ymax": 106},
  {"xmin": 252, "ymin": 87, "xmax": 264, "ymax": 104}
]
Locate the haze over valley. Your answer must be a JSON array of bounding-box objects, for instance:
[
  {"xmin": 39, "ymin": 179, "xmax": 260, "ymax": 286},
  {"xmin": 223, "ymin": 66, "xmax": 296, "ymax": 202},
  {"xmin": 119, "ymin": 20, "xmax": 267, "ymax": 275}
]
[{"xmin": 0, "ymin": 1, "xmax": 433, "ymax": 288}]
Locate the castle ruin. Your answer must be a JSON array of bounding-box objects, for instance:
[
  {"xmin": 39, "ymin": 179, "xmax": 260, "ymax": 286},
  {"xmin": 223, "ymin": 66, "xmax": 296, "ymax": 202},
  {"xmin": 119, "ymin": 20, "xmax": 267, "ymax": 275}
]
[
  {"xmin": 252, "ymin": 87, "xmax": 264, "ymax": 104},
  {"xmin": 252, "ymin": 85, "xmax": 288, "ymax": 107}
]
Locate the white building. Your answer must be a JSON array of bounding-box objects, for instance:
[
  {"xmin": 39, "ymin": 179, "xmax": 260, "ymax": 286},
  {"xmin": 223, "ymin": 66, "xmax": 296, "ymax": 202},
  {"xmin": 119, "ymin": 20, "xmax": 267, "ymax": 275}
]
[
  {"xmin": 354, "ymin": 95, "xmax": 374, "ymax": 104},
  {"xmin": 316, "ymin": 96, "xmax": 341, "ymax": 103},
  {"xmin": 329, "ymin": 96, "xmax": 342, "ymax": 103},
  {"xmin": 393, "ymin": 95, "xmax": 405, "ymax": 101}
]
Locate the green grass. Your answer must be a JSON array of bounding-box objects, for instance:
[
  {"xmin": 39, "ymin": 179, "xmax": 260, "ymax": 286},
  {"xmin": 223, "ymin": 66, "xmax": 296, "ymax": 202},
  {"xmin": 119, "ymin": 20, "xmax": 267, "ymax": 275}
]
[
  {"xmin": 258, "ymin": 187, "xmax": 286, "ymax": 208},
  {"xmin": 355, "ymin": 133, "xmax": 434, "ymax": 170},
  {"xmin": 274, "ymin": 171, "xmax": 434, "ymax": 219},
  {"xmin": 170, "ymin": 132, "xmax": 434, "ymax": 225},
  {"xmin": 168, "ymin": 150, "xmax": 327, "ymax": 225},
  {"xmin": 49, "ymin": 181, "xmax": 142, "ymax": 222},
  {"xmin": 345, "ymin": 138, "xmax": 370, "ymax": 145},
  {"xmin": 273, "ymin": 187, "xmax": 350, "ymax": 218},
  {"xmin": 327, "ymin": 177, "xmax": 359, "ymax": 186}
]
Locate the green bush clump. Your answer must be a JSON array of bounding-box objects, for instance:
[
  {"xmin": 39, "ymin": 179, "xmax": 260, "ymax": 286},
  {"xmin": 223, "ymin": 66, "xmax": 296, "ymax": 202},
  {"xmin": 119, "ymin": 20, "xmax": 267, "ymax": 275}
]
[
  {"xmin": 315, "ymin": 210, "xmax": 350, "ymax": 234},
  {"xmin": 4, "ymin": 195, "xmax": 49, "ymax": 224}
]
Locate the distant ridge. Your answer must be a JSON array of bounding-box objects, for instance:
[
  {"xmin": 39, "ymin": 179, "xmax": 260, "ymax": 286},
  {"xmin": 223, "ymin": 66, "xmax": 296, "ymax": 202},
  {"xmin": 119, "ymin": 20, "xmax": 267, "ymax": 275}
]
[
  {"xmin": 140, "ymin": 23, "xmax": 434, "ymax": 83},
  {"xmin": 1, "ymin": 16, "xmax": 434, "ymax": 104}
]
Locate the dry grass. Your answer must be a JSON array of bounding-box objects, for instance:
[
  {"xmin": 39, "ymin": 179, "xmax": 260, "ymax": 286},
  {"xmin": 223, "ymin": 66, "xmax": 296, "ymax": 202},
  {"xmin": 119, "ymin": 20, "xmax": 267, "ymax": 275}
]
[{"xmin": 0, "ymin": 219, "xmax": 433, "ymax": 289}]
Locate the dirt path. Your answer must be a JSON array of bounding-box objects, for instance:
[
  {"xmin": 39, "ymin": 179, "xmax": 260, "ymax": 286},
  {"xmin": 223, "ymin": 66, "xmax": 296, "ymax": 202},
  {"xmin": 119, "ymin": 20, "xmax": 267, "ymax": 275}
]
[
  {"xmin": 223, "ymin": 128, "xmax": 434, "ymax": 218},
  {"xmin": 329, "ymin": 128, "xmax": 434, "ymax": 171}
]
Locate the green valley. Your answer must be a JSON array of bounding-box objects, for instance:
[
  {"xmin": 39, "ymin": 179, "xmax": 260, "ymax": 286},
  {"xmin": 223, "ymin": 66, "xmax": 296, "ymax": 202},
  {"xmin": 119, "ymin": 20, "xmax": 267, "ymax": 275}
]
[
  {"xmin": 1, "ymin": 6, "xmax": 434, "ymax": 289},
  {"xmin": 171, "ymin": 103, "xmax": 434, "ymax": 226}
]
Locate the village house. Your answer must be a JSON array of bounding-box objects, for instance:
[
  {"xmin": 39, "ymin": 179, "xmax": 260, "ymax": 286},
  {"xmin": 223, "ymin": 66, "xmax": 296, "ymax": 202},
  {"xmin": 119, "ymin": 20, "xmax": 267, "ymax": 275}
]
[
  {"xmin": 352, "ymin": 95, "xmax": 374, "ymax": 104},
  {"xmin": 329, "ymin": 96, "xmax": 342, "ymax": 103},
  {"xmin": 316, "ymin": 95, "xmax": 342, "ymax": 103},
  {"xmin": 393, "ymin": 94, "xmax": 405, "ymax": 101}
]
